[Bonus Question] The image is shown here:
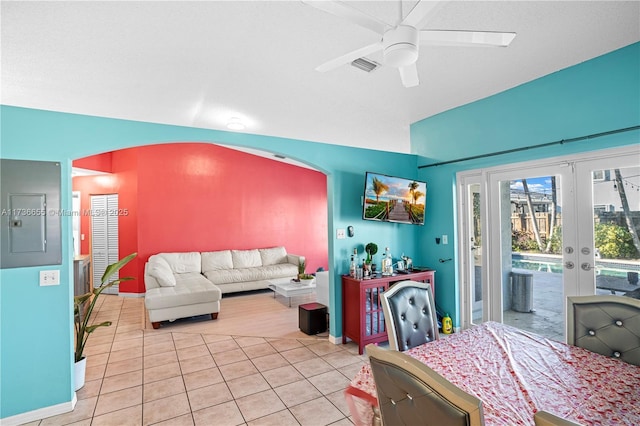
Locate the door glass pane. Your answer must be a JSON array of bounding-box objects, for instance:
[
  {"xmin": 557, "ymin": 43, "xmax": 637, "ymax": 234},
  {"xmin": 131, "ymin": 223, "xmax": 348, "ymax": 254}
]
[
  {"xmin": 470, "ymin": 183, "xmax": 483, "ymax": 324},
  {"xmin": 592, "ymin": 166, "xmax": 640, "ymax": 298},
  {"xmin": 501, "ymin": 175, "xmax": 564, "ymax": 340}
]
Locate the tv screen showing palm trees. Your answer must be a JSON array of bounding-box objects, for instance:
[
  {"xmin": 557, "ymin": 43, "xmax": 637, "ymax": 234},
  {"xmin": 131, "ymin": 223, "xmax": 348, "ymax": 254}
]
[{"xmin": 362, "ymin": 172, "xmax": 427, "ymax": 225}]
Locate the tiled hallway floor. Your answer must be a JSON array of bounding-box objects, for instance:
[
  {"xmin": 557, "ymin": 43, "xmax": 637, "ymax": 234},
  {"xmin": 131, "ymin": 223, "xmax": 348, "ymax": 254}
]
[{"xmin": 25, "ymin": 296, "xmax": 367, "ymax": 426}]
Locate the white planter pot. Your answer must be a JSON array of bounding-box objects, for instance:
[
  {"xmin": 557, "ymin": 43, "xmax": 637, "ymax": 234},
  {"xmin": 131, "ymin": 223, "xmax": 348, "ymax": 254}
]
[{"xmin": 74, "ymin": 357, "xmax": 87, "ymax": 391}]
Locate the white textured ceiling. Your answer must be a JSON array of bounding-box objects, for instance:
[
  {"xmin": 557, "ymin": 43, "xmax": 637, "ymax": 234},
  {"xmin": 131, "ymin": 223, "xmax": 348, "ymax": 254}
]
[{"xmin": 2, "ymin": 1, "xmax": 639, "ymax": 155}]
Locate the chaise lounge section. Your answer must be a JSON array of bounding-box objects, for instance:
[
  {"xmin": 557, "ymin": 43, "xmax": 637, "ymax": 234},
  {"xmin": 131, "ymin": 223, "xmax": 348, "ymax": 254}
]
[{"xmin": 144, "ymin": 252, "xmax": 221, "ymax": 329}]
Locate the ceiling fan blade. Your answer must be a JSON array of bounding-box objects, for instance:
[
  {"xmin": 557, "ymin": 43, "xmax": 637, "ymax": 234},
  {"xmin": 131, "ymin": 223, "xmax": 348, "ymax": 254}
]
[
  {"xmin": 401, "ymin": 0, "xmax": 442, "ymax": 28},
  {"xmin": 316, "ymin": 41, "xmax": 383, "ymax": 72},
  {"xmin": 399, "ymin": 63, "xmax": 419, "ymax": 88},
  {"xmin": 301, "ymin": 0, "xmax": 388, "ymax": 35},
  {"xmin": 420, "ymin": 30, "xmax": 516, "ymax": 47}
]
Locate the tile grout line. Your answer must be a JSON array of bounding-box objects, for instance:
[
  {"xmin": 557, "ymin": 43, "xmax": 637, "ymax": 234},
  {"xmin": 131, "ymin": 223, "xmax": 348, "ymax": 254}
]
[{"xmin": 70, "ymin": 297, "xmax": 362, "ymax": 426}]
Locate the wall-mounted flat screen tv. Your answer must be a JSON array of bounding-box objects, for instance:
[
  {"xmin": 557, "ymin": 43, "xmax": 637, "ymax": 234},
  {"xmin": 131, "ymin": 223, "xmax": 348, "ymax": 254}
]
[{"xmin": 362, "ymin": 172, "xmax": 427, "ymax": 225}]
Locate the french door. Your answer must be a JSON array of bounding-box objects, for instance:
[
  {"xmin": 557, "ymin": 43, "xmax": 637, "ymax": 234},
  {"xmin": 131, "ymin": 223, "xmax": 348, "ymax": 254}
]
[{"xmin": 458, "ymin": 145, "xmax": 639, "ymax": 340}]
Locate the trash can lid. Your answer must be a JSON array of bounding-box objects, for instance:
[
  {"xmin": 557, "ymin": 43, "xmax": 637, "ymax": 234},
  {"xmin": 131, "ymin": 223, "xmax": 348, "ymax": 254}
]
[{"xmin": 511, "ymin": 269, "xmax": 533, "ymax": 276}]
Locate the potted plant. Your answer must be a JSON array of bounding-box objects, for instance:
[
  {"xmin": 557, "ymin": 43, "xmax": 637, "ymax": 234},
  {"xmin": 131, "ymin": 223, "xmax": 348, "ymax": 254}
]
[
  {"xmin": 74, "ymin": 252, "xmax": 136, "ymax": 390},
  {"xmin": 293, "ymin": 258, "xmax": 314, "ymax": 285},
  {"xmin": 299, "ymin": 273, "xmax": 315, "ymax": 285},
  {"xmin": 365, "ymin": 242, "xmax": 378, "ymax": 263},
  {"xmin": 365, "ymin": 242, "xmax": 378, "ymax": 269},
  {"xmin": 296, "ymin": 258, "xmax": 306, "ymax": 281}
]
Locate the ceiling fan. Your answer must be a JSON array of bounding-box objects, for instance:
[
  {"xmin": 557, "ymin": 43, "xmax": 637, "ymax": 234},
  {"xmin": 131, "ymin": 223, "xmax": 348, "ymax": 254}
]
[{"xmin": 302, "ymin": 0, "xmax": 516, "ymax": 87}]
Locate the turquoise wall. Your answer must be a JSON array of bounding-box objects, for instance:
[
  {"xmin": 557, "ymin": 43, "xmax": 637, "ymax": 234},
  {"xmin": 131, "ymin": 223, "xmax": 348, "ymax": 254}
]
[
  {"xmin": 1, "ymin": 41, "xmax": 638, "ymax": 420},
  {"xmin": 411, "ymin": 42, "xmax": 640, "ymax": 323},
  {"xmin": 0, "ymin": 106, "xmax": 422, "ymax": 419}
]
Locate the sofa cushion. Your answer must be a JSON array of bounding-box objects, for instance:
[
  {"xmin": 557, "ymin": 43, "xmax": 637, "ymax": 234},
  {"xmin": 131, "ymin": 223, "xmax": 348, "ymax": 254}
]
[
  {"xmin": 202, "ymin": 250, "xmax": 233, "ymax": 272},
  {"xmin": 232, "ymin": 249, "xmax": 262, "ymax": 268},
  {"xmin": 144, "ymin": 273, "xmax": 221, "ymax": 310},
  {"xmin": 204, "ymin": 263, "xmax": 298, "ymax": 285},
  {"xmin": 157, "ymin": 252, "xmax": 201, "ymax": 274},
  {"xmin": 259, "ymin": 246, "xmax": 288, "ymax": 266},
  {"xmin": 147, "ymin": 256, "xmax": 176, "ymax": 287}
]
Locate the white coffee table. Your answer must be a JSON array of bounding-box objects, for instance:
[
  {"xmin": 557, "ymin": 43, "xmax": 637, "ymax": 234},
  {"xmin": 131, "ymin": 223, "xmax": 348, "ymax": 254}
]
[{"xmin": 268, "ymin": 277, "xmax": 316, "ymax": 307}]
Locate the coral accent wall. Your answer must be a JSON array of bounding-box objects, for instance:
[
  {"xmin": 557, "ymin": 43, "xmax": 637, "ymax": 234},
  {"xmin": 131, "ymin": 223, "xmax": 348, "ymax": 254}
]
[
  {"xmin": 73, "ymin": 152, "xmax": 113, "ymax": 173},
  {"xmin": 73, "ymin": 143, "xmax": 328, "ymax": 293}
]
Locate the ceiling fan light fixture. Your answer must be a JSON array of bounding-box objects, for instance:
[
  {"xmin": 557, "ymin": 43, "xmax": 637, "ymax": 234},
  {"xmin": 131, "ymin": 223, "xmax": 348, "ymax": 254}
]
[
  {"xmin": 226, "ymin": 117, "xmax": 246, "ymax": 131},
  {"xmin": 383, "ymin": 25, "xmax": 419, "ymax": 68}
]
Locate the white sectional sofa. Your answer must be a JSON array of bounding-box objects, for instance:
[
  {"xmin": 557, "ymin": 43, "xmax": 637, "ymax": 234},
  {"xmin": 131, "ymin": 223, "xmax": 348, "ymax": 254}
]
[{"xmin": 144, "ymin": 246, "xmax": 304, "ymax": 328}]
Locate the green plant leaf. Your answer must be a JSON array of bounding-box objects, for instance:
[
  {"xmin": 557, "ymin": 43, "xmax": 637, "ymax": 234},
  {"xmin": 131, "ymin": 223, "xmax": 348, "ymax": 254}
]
[
  {"xmin": 101, "ymin": 252, "xmax": 137, "ymax": 285},
  {"xmin": 365, "ymin": 242, "xmax": 378, "ymax": 256},
  {"xmin": 85, "ymin": 321, "xmax": 112, "ymax": 334},
  {"xmin": 74, "ymin": 293, "xmax": 92, "ymax": 305},
  {"xmin": 75, "ymin": 253, "xmax": 137, "ymax": 364}
]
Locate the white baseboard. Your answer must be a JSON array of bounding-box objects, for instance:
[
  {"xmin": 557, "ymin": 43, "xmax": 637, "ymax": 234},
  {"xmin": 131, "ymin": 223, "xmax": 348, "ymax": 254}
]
[
  {"xmin": 118, "ymin": 292, "xmax": 145, "ymax": 298},
  {"xmin": 0, "ymin": 394, "xmax": 76, "ymax": 426},
  {"xmin": 328, "ymin": 334, "xmax": 341, "ymax": 345}
]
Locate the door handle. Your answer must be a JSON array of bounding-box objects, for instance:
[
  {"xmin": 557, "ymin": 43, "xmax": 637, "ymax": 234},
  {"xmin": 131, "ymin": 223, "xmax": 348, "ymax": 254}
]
[
  {"xmin": 581, "ymin": 263, "xmax": 594, "ymax": 271},
  {"xmin": 565, "ymin": 261, "xmax": 575, "ymax": 269}
]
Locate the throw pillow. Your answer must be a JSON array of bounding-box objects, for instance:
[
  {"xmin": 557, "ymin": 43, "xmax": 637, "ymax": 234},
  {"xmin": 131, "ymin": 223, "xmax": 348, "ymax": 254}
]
[
  {"xmin": 231, "ymin": 249, "xmax": 262, "ymax": 268},
  {"xmin": 259, "ymin": 246, "xmax": 287, "ymax": 266},
  {"xmin": 202, "ymin": 250, "xmax": 233, "ymax": 271},
  {"xmin": 148, "ymin": 256, "xmax": 176, "ymax": 287}
]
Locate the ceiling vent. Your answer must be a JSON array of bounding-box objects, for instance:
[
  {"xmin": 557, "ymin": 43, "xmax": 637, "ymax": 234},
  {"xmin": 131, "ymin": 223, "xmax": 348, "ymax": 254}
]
[{"xmin": 351, "ymin": 57, "xmax": 380, "ymax": 73}]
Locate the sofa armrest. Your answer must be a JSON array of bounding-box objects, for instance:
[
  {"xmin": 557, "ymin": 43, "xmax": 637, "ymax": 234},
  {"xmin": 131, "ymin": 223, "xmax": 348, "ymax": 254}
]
[
  {"xmin": 287, "ymin": 254, "xmax": 305, "ymax": 267},
  {"xmin": 144, "ymin": 262, "xmax": 161, "ymax": 290}
]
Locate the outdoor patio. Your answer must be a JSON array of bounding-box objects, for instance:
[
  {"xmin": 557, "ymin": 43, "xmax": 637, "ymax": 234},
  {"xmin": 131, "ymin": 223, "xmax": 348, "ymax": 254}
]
[{"xmin": 501, "ymin": 270, "xmax": 640, "ymax": 341}]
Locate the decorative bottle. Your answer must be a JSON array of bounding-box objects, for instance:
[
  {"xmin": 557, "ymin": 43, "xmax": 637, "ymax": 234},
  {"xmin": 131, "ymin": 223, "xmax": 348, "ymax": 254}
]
[
  {"xmin": 442, "ymin": 313, "xmax": 453, "ymax": 334},
  {"xmin": 382, "ymin": 247, "xmax": 393, "ymax": 276},
  {"xmin": 362, "ymin": 258, "xmax": 369, "ymax": 278},
  {"xmin": 349, "ymin": 254, "xmax": 356, "ymax": 278}
]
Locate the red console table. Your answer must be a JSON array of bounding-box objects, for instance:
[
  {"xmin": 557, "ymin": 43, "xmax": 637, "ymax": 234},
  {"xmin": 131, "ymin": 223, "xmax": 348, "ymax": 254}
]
[{"xmin": 341, "ymin": 270, "xmax": 436, "ymax": 354}]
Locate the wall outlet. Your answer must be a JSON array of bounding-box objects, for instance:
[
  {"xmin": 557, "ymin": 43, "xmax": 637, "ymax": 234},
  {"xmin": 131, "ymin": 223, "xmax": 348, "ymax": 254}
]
[
  {"xmin": 40, "ymin": 270, "xmax": 60, "ymax": 286},
  {"xmin": 336, "ymin": 229, "xmax": 346, "ymax": 239},
  {"xmin": 442, "ymin": 234, "xmax": 448, "ymax": 245}
]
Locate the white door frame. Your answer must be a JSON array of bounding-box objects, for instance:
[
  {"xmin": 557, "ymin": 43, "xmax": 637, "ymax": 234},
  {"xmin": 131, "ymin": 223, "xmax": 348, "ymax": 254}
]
[
  {"xmin": 456, "ymin": 173, "xmax": 488, "ymax": 329},
  {"xmin": 457, "ymin": 144, "xmax": 639, "ymax": 330}
]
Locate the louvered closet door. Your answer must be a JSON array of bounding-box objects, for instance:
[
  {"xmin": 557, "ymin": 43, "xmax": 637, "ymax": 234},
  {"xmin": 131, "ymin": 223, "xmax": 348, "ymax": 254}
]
[{"xmin": 91, "ymin": 194, "xmax": 119, "ymax": 295}]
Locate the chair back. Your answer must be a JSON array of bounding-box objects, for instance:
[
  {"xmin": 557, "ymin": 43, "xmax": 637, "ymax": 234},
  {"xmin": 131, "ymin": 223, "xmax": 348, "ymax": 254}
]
[
  {"xmin": 366, "ymin": 344, "xmax": 484, "ymax": 426},
  {"xmin": 567, "ymin": 295, "xmax": 640, "ymax": 366},
  {"xmin": 381, "ymin": 280, "xmax": 439, "ymax": 351},
  {"xmin": 533, "ymin": 410, "xmax": 582, "ymax": 426}
]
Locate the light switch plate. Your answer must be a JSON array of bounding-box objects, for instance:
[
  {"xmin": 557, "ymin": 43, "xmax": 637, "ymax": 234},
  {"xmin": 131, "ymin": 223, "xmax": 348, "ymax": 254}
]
[
  {"xmin": 442, "ymin": 235, "xmax": 448, "ymax": 245},
  {"xmin": 336, "ymin": 229, "xmax": 346, "ymax": 239},
  {"xmin": 40, "ymin": 270, "xmax": 60, "ymax": 286}
]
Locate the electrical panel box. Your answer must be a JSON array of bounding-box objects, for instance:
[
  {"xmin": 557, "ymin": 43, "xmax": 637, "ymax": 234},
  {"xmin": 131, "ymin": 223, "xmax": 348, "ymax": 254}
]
[{"xmin": 1, "ymin": 159, "xmax": 62, "ymax": 268}]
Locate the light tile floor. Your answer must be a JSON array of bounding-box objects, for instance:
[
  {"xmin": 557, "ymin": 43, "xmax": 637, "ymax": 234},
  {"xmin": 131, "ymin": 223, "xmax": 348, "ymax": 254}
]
[{"xmin": 25, "ymin": 296, "xmax": 368, "ymax": 426}]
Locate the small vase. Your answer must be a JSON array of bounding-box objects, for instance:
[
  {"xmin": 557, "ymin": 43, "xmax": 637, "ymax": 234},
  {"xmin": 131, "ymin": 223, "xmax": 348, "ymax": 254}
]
[
  {"xmin": 300, "ymin": 278, "xmax": 315, "ymax": 286},
  {"xmin": 74, "ymin": 357, "xmax": 87, "ymax": 391}
]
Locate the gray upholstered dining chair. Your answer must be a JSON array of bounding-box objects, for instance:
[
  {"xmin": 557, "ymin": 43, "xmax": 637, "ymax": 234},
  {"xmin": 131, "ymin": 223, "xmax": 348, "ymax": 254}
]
[
  {"xmin": 533, "ymin": 410, "xmax": 582, "ymax": 426},
  {"xmin": 566, "ymin": 295, "xmax": 640, "ymax": 366},
  {"xmin": 366, "ymin": 344, "xmax": 485, "ymax": 426},
  {"xmin": 380, "ymin": 280, "xmax": 439, "ymax": 351}
]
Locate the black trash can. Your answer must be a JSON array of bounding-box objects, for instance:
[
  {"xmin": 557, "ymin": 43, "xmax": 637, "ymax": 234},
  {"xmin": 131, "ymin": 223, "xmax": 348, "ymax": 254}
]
[
  {"xmin": 511, "ymin": 270, "xmax": 533, "ymax": 313},
  {"xmin": 299, "ymin": 302, "xmax": 327, "ymax": 335}
]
